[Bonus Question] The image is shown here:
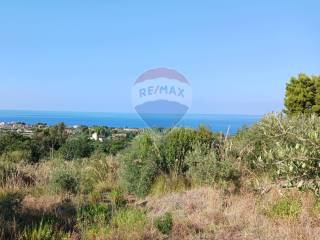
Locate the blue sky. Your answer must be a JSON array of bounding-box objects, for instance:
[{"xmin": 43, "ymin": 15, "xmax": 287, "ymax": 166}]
[{"xmin": 0, "ymin": 1, "xmax": 319, "ymax": 114}]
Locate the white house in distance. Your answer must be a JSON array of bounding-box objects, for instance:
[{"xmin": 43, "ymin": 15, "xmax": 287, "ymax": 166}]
[{"xmin": 90, "ymin": 132, "xmax": 105, "ymax": 142}]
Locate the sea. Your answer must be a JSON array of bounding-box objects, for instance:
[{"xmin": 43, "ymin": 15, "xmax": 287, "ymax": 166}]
[{"xmin": 0, "ymin": 110, "xmax": 261, "ymax": 135}]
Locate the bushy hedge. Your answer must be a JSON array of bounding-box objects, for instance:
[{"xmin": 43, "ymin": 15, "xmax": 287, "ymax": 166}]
[
  {"xmin": 160, "ymin": 127, "xmax": 214, "ymax": 174},
  {"xmin": 284, "ymin": 74, "xmax": 320, "ymax": 115},
  {"xmin": 186, "ymin": 144, "xmax": 240, "ymax": 187},
  {"xmin": 0, "ymin": 133, "xmax": 44, "ymax": 163},
  {"xmin": 51, "ymin": 169, "xmax": 80, "ymax": 194},
  {"xmin": 236, "ymin": 113, "xmax": 320, "ymax": 194},
  {"xmin": 119, "ymin": 131, "xmax": 160, "ymax": 197},
  {"xmin": 119, "ymin": 114, "xmax": 320, "ymax": 196},
  {"xmin": 59, "ymin": 136, "xmax": 94, "ymax": 161},
  {"xmin": 119, "ymin": 127, "xmax": 220, "ymax": 197},
  {"xmin": 154, "ymin": 212, "xmax": 173, "ymax": 235}
]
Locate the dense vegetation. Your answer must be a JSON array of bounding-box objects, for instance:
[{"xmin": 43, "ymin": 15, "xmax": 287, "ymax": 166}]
[
  {"xmin": 284, "ymin": 73, "xmax": 320, "ymax": 115},
  {"xmin": 1, "ymin": 74, "xmax": 320, "ymax": 239},
  {"xmin": 0, "ymin": 124, "xmax": 135, "ymax": 163}
]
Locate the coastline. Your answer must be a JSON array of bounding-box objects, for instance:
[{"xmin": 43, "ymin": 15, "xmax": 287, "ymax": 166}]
[{"xmin": 0, "ymin": 110, "xmax": 261, "ymax": 134}]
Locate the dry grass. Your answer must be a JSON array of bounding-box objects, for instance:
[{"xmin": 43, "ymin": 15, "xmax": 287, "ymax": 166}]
[
  {"xmin": 2, "ymin": 156, "xmax": 320, "ymax": 240},
  {"xmin": 146, "ymin": 187, "xmax": 320, "ymax": 240},
  {"xmin": 22, "ymin": 194, "xmax": 63, "ymax": 211}
]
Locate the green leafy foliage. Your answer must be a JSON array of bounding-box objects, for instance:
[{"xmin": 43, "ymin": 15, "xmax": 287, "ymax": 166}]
[
  {"xmin": 95, "ymin": 138, "xmax": 130, "ymax": 156},
  {"xmin": 160, "ymin": 128, "xmax": 197, "ymax": 173},
  {"xmin": 0, "ymin": 133, "xmax": 30, "ymax": 155},
  {"xmin": 33, "ymin": 123, "xmax": 68, "ymax": 159},
  {"xmin": 51, "ymin": 169, "xmax": 80, "ymax": 194},
  {"xmin": 186, "ymin": 144, "xmax": 240, "ymax": 187},
  {"xmin": 0, "ymin": 133, "xmax": 43, "ymax": 163},
  {"xmin": 269, "ymin": 198, "xmax": 301, "ymax": 218},
  {"xmin": 111, "ymin": 208, "xmax": 146, "ymax": 232},
  {"xmin": 109, "ymin": 188, "xmax": 127, "ymax": 209},
  {"xmin": 0, "ymin": 123, "xmax": 70, "ymax": 163},
  {"xmin": 154, "ymin": 212, "xmax": 173, "ymax": 235},
  {"xmin": 59, "ymin": 135, "xmax": 94, "ymax": 161},
  {"xmin": 120, "ymin": 127, "xmax": 220, "ymax": 197},
  {"xmin": 119, "ymin": 131, "xmax": 159, "ymax": 197},
  {"xmin": 160, "ymin": 126, "xmax": 215, "ymax": 174},
  {"xmin": 78, "ymin": 203, "xmax": 112, "ymax": 225},
  {"xmin": 284, "ymin": 73, "xmax": 320, "ymax": 115},
  {"xmin": 236, "ymin": 113, "xmax": 320, "ymax": 194},
  {"xmin": 313, "ymin": 200, "xmax": 320, "ymax": 215}
]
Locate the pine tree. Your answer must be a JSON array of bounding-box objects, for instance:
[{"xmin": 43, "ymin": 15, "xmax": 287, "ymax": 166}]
[{"xmin": 284, "ymin": 74, "xmax": 320, "ymax": 115}]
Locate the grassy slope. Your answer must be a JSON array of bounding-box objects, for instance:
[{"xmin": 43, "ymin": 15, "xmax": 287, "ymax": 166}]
[{"xmin": 2, "ymin": 114, "xmax": 320, "ymax": 239}]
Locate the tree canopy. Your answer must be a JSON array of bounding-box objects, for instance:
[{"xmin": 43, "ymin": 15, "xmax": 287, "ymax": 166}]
[{"xmin": 284, "ymin": 74, "xmax": 320, "ymax": 115}]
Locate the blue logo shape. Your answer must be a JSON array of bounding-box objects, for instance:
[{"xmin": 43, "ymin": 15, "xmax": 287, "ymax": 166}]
[{"xmin": 132, "ymin": 68, "xmax": 192, "ymax": 128}]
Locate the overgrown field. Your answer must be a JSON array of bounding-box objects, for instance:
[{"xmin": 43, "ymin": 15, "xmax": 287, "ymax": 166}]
[{"xmin": 1, "ymin": 114, "xmax": 320, "ymax": 239}]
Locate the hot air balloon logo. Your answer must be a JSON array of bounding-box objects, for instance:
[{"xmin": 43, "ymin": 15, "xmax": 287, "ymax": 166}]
[{"xmin": 132, "ymin": 68, "xmax": 192, "ymax": 128}]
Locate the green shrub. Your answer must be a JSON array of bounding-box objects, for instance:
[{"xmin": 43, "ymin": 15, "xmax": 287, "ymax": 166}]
[
  {"xmin": 0, "ymin": 150, "xmax": 30, "ymax": 163},
  {"xmin": 108, "ymin": 208, "xmax": 148, "ymax": 240},
  {"xmin": 269, "ymin": 198, "xmax": 301, "ymax": 218},
  {"xmin": 313, "ymin": 200, "xmax": 320, "ymax": 215},
  {"xmin": 0, "ymin": 133, "xmax": 29, "ymax": 156},
  {"xmin": 78, "ymin": 203, "xmax": 112, "ymax": 225},
  {"xmin": 59, "ymin": 136, "xmax": 94, "ymax": 160},
  {"xmin": 186, "ymin": 144, "xmax": 241, "ymax": 187},
  {"xmin": 160, "ymin": 126, "xmax": 215, "ymax": 174},
  {"xmin": 160, "ymin": 128, "xmax": 197, "ymax": 174},
  {"xmin": 102, "ymin": 138, "xmax": 131, "ymax": 155},
  {"xmin": 109, "ymin": 188, "xmax": 127, "ymax": 209},
  {"xmin": 82, "ymin": 225, "xmax": 109, "ymax": 240},
  {"xmin": 195, "ymin": 125, "xmax": 218, "ymax": 151},
  {"xmin": 154, "ymin": 212, "xmax": 173, "ymax": 235},
  {"xmin": 51, "ymin": 169, "xmax": 79, "ymax": 194},
  {"xmin": 235, "ymin": 113, "xmax": 320, "ymax": 194},
  {"xmin": 284, "ymin": 73, "xmax": 320, "ymax": 115},
  {"xmin": 119, "ymin": 131, "xmax": 160, "ymax": 197},
  {"xmin": 111, "ymin": 208, "xmax": 146, "ymax": 232},
  {"xmin": 0, "ymin": 133, "xmax": 45, "ymax": 163},
  {"xmin": 120, "ymin": 128, "xmax": 216, "ymax": 197}
]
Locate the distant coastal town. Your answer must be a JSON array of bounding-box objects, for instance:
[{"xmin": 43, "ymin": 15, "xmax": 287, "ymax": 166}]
[{"xmin": 0, "ymin": 121, "xmax": 140, "ymax": 141}]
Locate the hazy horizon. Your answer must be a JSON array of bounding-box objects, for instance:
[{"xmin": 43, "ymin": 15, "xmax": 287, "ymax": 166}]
[{"xmin": 0, "ymin": 109, "xmax": 263, "ymax": 116}]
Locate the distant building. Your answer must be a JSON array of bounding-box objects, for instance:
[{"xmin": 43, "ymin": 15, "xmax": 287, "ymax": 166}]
[
  {"xmin": 65, "ymin": 128, "xmax": 75, "ymax": 134},
  {"xmin": 90, "ymin": 132, "xmax": 106, "ymax": 142},
  {"xmin": 112, "ymin": 133, "xmax": 127, "ymax": 139},
  {"xmin": 90, "ymin": 132, "xmax": 98, "ymax": 141},
  {"xmin": 123, "ymin": 128, "xmax": 139, "ymax": 133}
]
